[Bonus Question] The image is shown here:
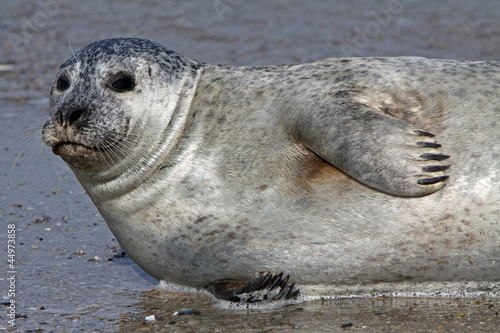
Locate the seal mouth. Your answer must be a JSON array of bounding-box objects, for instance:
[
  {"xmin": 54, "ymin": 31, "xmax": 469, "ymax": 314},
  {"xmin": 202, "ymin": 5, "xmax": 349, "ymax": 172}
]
[{"xmin": 52, "ymin": 141, "xmax": 95, "ymax": 156}]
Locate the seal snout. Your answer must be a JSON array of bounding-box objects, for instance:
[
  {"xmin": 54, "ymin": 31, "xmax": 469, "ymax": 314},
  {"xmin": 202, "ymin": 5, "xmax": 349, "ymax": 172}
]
[
  {"xmin": 42, "ymin": 105, "xmax": 93, "ymax": 155},
  {"xmin": 43, "ymin": 105, "xmax": 90, "ymax": 146}
]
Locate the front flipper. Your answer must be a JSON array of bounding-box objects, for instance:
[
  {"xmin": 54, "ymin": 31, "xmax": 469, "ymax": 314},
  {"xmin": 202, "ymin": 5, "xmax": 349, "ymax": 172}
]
[
  {"xmin": 206, "ymin": 271, "xmax": 300, "ymax": 303},
  {"xmin": 294, "ymin": 105, "xmax": 450, "ymax": 197}
]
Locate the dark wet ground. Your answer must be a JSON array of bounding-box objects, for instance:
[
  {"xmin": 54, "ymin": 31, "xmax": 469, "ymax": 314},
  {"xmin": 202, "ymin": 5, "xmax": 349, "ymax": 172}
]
[
  {"xmin": 119, "ymin": 291, "xmax": 500, "ymax": 332},
  {"xmin": 1, "ymin": 0, "xmax": 500, "ymax": 331}
]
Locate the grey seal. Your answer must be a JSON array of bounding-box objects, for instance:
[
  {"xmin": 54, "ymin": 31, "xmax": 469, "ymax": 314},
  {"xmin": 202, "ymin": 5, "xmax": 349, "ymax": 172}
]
[{"xmin": 42, "ymin": 38, "xmax": 500, "ymax": 303}]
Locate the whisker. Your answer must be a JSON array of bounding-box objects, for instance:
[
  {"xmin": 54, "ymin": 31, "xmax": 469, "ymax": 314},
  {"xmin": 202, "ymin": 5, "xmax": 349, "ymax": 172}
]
[
  {"xmin": 12, "ymin": 120, "xmax": 48, "ymax": 184},
  {"xmin": 100, "ymin": 137, "xmax": 122, "ymax": 164},
  {"xmin": 24, "ymin": 141, "xmax": 47, "ymax": 183},
  {"xmin": 96, "ymin": 140, "xmax": 116, "ymax": 170},
  {"xmin": 103, "ymin": 137, "xmax": 142, "ymax": 167},
  {"xmin": 67, "ymin": 31, "xmax": 77, "ymax": 64},
  {"xmin": 107, "ymin": 38, "xmax": 126, "ymax": 66}
]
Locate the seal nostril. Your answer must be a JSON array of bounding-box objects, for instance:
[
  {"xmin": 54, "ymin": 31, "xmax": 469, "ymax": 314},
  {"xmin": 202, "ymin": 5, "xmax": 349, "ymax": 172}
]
[
  {"xmin": 67, "ymin": 109, "xmax": 86, "ymax": 125},
  {"xmin": 57, "ymin": 110, "xmax": 63, "ymax": 125}
]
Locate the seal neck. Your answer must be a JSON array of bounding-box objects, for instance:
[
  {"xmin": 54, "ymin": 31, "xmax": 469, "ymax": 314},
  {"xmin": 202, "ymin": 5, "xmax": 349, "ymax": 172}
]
[{"xmin": 75, "ymin": 67, "xmax": 202, "ymax": 203}]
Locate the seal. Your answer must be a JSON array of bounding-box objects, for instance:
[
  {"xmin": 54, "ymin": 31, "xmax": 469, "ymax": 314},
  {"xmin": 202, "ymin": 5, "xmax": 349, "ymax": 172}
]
[{"xmin": 42, "ymin": 38, "xmax": 500, "ymax": 303}]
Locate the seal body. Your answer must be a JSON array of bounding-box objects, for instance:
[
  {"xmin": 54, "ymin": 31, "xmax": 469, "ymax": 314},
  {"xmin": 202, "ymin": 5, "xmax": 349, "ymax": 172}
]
[{"xmin": 42, "ymin": 38, "xmax": 500, "ymax": 298}]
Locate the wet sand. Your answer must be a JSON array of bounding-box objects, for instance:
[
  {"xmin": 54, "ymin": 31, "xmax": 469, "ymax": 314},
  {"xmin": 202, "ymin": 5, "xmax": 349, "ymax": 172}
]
[
  {"xmin": 119, "ymin": 291, "xmax": 500, "ymax": 332},
  {"xmin": 1, "ymin": 0, "xmax": 499, "ymax": 331}
]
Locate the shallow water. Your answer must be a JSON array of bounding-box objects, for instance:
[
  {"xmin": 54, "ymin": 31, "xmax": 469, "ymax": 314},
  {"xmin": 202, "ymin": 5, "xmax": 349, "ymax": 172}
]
[
  {"xmin": 119, "ymin": 290, "xmax": 500, "ymax": 332},
  {"xmin": 1, "ymin": 0, "xmax": 500, "ymax": 331}
]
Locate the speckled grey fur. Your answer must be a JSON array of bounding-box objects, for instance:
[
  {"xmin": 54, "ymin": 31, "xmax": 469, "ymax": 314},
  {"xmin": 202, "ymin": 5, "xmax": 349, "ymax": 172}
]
[{"xmin": 42, "ymin": 38, "xmax": 500, "ymax": 299}]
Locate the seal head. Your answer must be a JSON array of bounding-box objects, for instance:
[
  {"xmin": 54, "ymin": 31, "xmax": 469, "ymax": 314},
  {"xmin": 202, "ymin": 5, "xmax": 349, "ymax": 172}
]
[{"xmin": 42, "ymin": 38, "xmax": 202, "ymax": 176}]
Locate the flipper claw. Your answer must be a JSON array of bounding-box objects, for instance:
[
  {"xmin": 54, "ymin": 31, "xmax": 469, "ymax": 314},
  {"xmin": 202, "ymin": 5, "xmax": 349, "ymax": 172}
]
[{"xmin": 206, "ymin": 271, "xmax": 300, "ymax": 303}]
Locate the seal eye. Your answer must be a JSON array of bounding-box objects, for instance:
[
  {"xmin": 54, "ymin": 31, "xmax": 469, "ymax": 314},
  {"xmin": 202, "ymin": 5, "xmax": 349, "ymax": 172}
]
[
  {"xmin": 56, "ymin": 77, "xmax": 70, "ymax": 91},
  {"xmin": 110, "ymin": 75, "xmax": 135, "ymax": 92}
]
